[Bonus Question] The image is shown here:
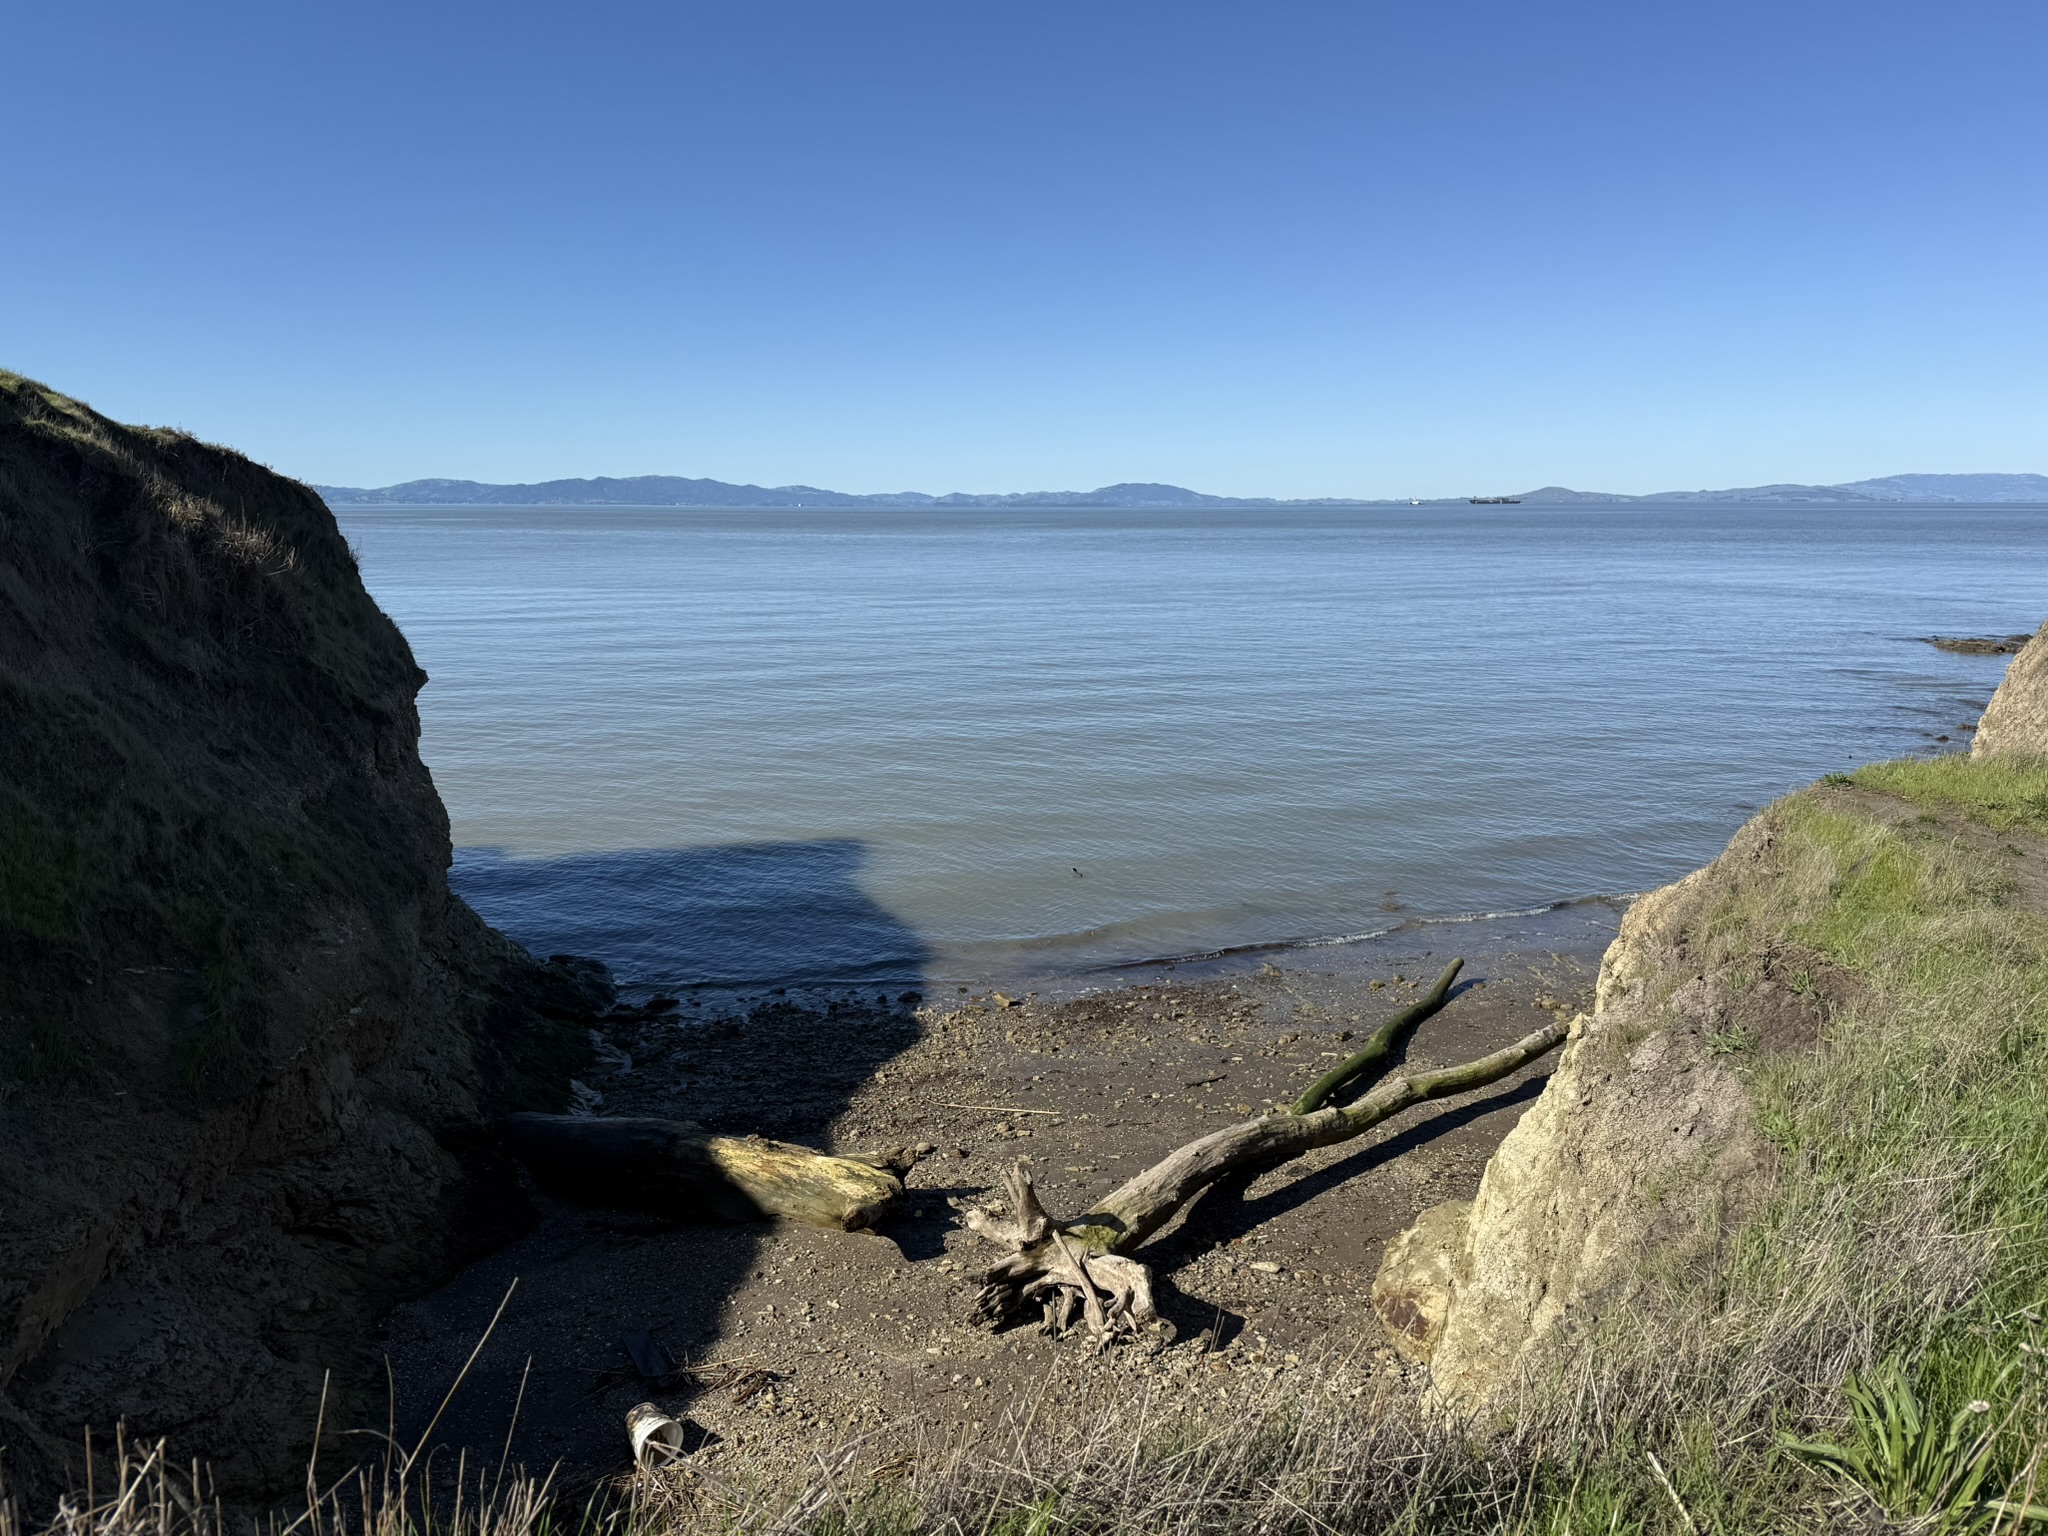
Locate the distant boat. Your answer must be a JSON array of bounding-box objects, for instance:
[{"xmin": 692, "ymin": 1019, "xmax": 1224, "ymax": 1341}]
[{"xmin": 1468, "ymin": 496, "xmax": 1522, "ymax": 504}]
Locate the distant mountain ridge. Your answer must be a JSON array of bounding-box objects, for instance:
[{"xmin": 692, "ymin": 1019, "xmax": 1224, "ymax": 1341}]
[
  {"xmin": 1633, "ymin": 473, "xmax": 2048, "ymax": 504},
  {"xmin": 315, "ymin": 477, "xmax": 1269, "ymax": 509},
  {"xmin": 314, "ymin": 471, "xmax": 2048, "ymax": 509}
]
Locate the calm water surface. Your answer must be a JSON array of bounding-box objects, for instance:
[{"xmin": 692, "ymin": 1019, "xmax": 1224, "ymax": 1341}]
[{"xmin": 337, "ymin": 503, "xmax": 2047, "ymax": 991}]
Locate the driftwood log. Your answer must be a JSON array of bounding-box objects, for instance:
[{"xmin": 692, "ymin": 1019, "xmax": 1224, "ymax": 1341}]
[
  {"xmin": 965, "ymin": 958, "xmax": 1571, "ymax": 1343},
  {"xmin": 503, "ymin": 1113, "xmax": 909, "ymax": 1230}
]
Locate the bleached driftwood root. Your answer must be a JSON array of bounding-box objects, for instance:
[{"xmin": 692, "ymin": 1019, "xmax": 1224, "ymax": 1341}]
[
  {"xmin": 965, "ymin": 1165, "xmax": 1162, "ymax": 1345},
  {"xmin": 963, "ymin": 959, "xmax": 1568, "ymax": 1344}
]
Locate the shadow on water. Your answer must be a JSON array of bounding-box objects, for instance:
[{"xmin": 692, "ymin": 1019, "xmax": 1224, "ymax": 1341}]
[
  {"xmin": 452, "ymin": 838, "xmax": 931, "ymax": 993},
  {"xmin": 381, "ymin": 840, "xmax": 929, "ymax": 1490}
]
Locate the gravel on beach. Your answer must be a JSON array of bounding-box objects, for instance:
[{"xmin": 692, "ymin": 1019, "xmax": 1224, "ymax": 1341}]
[{"xmin": 380, "ymin": 916, "xmax": 1616, "ymax": 1491}]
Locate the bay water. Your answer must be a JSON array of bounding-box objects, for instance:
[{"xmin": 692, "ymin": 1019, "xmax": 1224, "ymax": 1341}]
[{"xmin": 335, "ymin": 503, "xmax": 2048, "ymax": 994}]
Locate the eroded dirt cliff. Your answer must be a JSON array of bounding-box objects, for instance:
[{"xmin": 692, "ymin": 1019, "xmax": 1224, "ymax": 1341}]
[
  {"xmin": 1371, "ymin": 822, "xmax": 1814, "ymax": 1398},
  {"xmin": 0, "ymin": 374, "xmax": 602, "ymax": 1499}
]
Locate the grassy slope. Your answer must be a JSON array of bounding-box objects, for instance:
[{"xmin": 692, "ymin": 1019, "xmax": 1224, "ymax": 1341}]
[
  {"xmin": 1543, "ymin": 755, "xmax": 2048, "ymax": 1531},
  {"xmin": 0, "ymin": 370, "xmax": 592, "ymax": 1109},
  {"xmin": 0, "ymin": 369, "xmax": 433, "ymax": 1095}
]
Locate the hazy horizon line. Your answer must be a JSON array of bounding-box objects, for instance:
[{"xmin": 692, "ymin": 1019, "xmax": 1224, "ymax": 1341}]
[{"xmin": 316, "ymin": 469, "xmax": 2048, "ymax": 510}]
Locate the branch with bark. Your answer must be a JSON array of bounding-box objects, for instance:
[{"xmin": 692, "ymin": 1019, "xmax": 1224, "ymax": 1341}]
[{"xmin": 963, "ymin": 958, "xmax": 1568, "ymax": 1345}]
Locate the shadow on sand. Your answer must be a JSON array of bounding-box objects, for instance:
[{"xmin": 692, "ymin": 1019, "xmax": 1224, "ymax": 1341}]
[
  {"xmin": 1137, "ymin": 1073, "xmax": 1553, "ymax": 1352},
  {"xmin": 376, "ymin": 839, "xmax": 928, "ymax": 1490}
]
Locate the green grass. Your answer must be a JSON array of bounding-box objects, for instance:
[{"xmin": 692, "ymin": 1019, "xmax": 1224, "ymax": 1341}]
[
  {"xmin": 0, "ymin": 782, "xmax": 124, "ymax": 945},
  {"xmin": 1845, "ymin": 752, "xmax": 2048, "ymax": 833},
  {"xmin": 1551, "ymin": 756, "xmax": 2048, "ymax": 1527},
  {"xmin": 1779, "ymin": 1340, "xmax": 2048, "ymax": 1530}
]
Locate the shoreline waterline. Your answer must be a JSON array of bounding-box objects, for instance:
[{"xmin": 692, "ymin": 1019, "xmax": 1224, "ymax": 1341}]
[{"xmin": 450, "ymin": 845, "xmax": 1630, "ymax": 1014}]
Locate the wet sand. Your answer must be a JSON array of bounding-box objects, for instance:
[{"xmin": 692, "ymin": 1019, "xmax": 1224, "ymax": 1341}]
[{"xmin": 377, "ymin": 904, "xmax": 1619, "ymax": 1491}]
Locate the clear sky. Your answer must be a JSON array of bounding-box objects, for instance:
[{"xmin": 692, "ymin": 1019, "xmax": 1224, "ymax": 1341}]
[{"xmin": 4, "ymin": 1, "xmax": 2043, "ymax": 498}]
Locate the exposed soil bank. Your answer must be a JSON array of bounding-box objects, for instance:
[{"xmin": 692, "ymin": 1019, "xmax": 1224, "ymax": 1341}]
[
  {"xmin": 0, "ymin": 375, "xmax": 606, "ymax": 1504},
  {"xmin": 378, "ymin": 907, "xmax": 1616, "ymax": 1489}
]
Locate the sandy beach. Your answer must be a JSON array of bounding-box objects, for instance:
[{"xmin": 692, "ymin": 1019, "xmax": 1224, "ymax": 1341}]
[{"xmin": 379, "ymin": 904, "xmax": 1619, "ymax": 1490}]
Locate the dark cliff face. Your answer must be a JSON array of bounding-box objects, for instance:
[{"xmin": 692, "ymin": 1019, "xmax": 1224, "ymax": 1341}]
[{"xmin": 0, "ymin": 374, "xmax": 599, "ymax": 1500}]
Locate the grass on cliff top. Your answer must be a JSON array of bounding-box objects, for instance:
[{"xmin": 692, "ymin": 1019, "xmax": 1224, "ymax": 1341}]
[{"xmin": 1841, "ymin": 751, "xmax": 2048, "ymax": 832}]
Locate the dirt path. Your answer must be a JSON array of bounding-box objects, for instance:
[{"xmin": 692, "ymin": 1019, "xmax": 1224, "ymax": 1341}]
[{"xmin": 377, "ymin": 916, "xmax": 1614, "ymax": 1491}]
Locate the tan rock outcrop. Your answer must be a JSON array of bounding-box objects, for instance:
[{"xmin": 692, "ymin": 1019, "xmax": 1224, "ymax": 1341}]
[
  {"xmin": 1972, "ymin": 620, "xmax": 2048, "ymax": 758},
  {"xmin": 1373, "ymin": 618, "xmax": 2048, "ymax": 1406},
  {"xmin": 1371, "ymin": 817, "xmax": 1824, "ymax": 1403},
  {"xmin": 1371, "ymin": 1198, "xmax": 1470, "ymax": 1362}
]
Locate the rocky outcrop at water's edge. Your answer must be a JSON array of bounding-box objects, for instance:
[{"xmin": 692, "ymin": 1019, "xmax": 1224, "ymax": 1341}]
[{"xmin": 1372, "ymin": 839, "xmax": 1788, "ymax": 1398}]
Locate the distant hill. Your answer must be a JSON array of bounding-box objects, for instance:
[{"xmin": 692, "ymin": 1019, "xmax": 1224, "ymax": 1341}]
[
  {"xmin": 314, "ymin": 472, "xmax": 2048, "ymax": 509},
  {"xmin": 1509, "ymin": 474, "xmax": 2048, "ymax": 505},
  {"xmin": 313, "ymin": 476, "xmax": 1296, "ymax": 509},
  {"xmin": 1634, "ymin": 473, "xmax": 2048, "ymax": 504},
  {"xmin": 1817, "ymin": 473, "xmax": 2048, "ymax": 502}
]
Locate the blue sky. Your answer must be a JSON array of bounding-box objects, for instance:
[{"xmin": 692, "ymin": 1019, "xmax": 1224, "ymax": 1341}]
[{"xmin": 4, "ymin": 1, "xmax": 2043, "ymax": 497}]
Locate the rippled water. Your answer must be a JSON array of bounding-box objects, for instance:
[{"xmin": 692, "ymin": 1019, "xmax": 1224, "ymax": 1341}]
[{"xmin": 336, "ymin": 503, "xmax": 2046, "ymax": 991}]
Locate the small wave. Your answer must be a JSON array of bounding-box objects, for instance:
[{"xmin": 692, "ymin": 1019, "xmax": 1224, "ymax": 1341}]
[
  {"xmin": 1289, "ymin": 927, "xmax": 1407, "ymax": 949},
  {"xmin": 1091, "ymin": 927, "xmax": 1405, "ymax": 972},
  {"xmin": 1076, "ymin": 893, "xmax": 1637, "ymax": 976},
  {"xmin": 1407, "ymin": 892, "xmax": 1640, "ymax": 925}
]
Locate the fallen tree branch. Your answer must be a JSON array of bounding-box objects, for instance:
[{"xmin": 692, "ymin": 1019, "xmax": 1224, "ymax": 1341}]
[
  {"xmin": 965, "ymin": 962, "xmax": 1568, "ymax": 1343},
  {"xmin": 1291, "ymin": 958, "xmax": 1462, "ymax": 1114}
]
